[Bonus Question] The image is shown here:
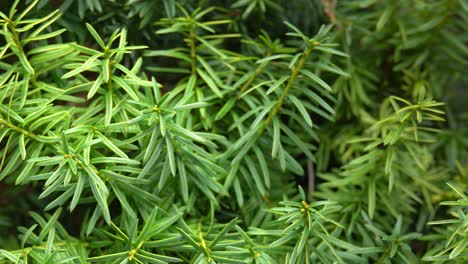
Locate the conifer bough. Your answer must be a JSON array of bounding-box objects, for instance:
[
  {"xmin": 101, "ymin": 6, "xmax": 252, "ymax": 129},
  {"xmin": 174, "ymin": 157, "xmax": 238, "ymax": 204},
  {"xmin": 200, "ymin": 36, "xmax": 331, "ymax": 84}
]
[{"xmin": 0, "ymin": 0, "xmax": 467, "ymax": 263}]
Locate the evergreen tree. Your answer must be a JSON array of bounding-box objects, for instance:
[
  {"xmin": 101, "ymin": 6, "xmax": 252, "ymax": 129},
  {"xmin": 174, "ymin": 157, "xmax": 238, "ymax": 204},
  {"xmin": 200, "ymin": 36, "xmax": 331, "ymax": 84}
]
[{"xmin": 0, "ymin": 0, "xmax": 466, "ymax": 263}]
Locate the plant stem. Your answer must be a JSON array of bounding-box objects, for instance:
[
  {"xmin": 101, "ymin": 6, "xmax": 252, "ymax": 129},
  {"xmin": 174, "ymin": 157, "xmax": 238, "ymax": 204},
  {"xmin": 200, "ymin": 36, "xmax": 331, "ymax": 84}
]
[
  {"xmin": 376, "ymin": 245, "xmax": 391, "ymax": 264},
  {"xmin": 0, "ymin": 118, "xmax": 36, "ymax": 139},
  {"xmin": 257, "ymin": 43, "xmax": 315, "ymax": 136},
  {"xmin": 239, "ymin": 52, "xmax": 271, "ymax": 93},
  {"xmin": 3, "ymin": 240, "xmax": 89, "ymax": 260},
  {"xmin": 188, "ymin": 25, "xmax": 197, "ymax": 76},
  {"xmin": 6, "ymin": 21, "xmax": 23, "ymax": 54}
]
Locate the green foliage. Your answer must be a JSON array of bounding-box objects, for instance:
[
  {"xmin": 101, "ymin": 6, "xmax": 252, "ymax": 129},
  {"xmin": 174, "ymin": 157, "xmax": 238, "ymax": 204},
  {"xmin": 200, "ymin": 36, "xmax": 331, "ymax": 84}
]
[
  {"xmin": 423, "ymin": 182, "xmax": 468, "ymax": 262},
  {"xmin": 0, "ymin": 0, "xmax": 467, "ymax": 263}
]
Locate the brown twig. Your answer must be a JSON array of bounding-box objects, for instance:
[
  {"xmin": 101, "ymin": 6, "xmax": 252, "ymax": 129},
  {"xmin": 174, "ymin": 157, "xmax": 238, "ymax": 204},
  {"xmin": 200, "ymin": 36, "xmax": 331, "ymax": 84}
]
[
  {"xmin": 307, "ymin": 160, "xmax": 315, "ymax": 199},
  {"xmin": 321, "ymin": 0, "xmax": 337, "ymax": 25}
]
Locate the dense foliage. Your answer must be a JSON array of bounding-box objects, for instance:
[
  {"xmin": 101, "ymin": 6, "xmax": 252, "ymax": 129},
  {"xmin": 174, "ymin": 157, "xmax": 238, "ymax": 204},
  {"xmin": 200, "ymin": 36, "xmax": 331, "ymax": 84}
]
[{"xmin": 0, "ymin": 0, "xmax": 467, "ymax": 263}]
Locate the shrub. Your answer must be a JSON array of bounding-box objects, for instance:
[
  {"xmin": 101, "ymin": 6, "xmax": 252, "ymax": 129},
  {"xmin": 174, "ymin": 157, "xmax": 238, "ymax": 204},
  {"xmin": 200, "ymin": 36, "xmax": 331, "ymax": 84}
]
[{"xmin": 0, "ymin": 0, "xmax": 466, "ymax": 263}]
